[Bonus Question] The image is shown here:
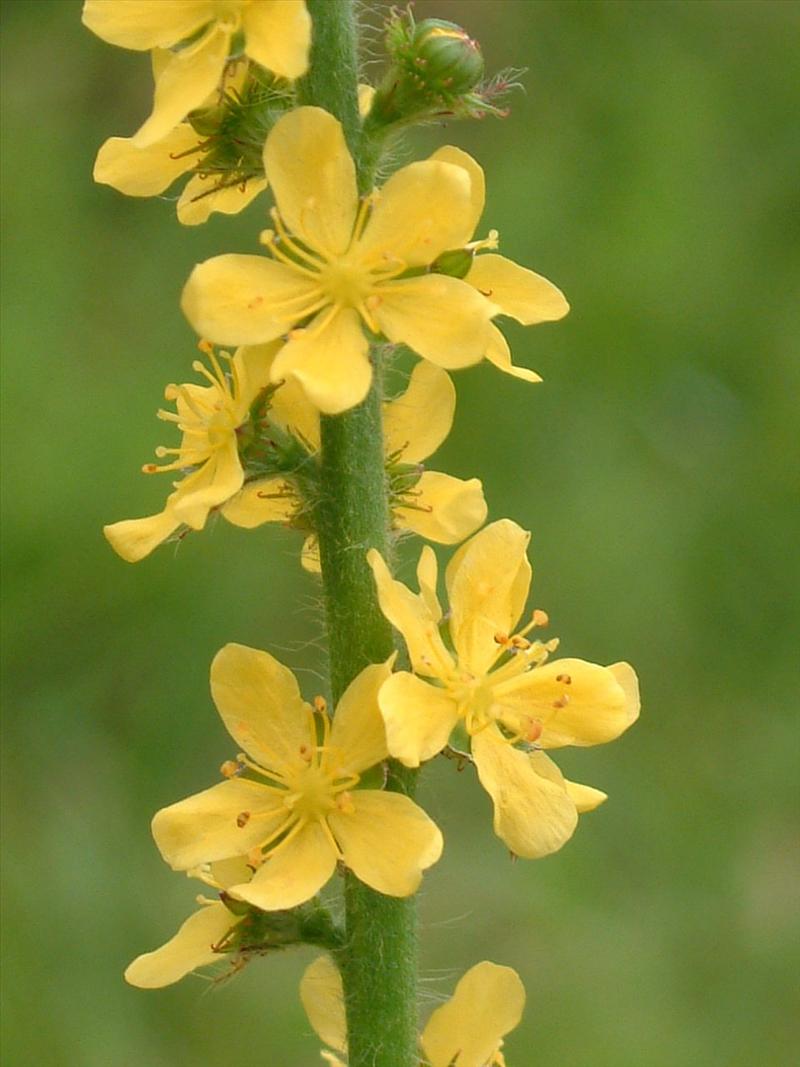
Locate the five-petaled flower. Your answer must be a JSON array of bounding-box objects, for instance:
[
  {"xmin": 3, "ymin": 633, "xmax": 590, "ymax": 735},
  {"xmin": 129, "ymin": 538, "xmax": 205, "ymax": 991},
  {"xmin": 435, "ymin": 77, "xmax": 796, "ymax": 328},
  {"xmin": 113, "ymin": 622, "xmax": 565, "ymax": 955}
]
[
  {"xmin": 301, "ymin": 954, "xmax": 525, "ymax": 1067},
  {"xmin": 82, "ymin": 0, "xmax": 310, "ymax": 146},
  {"xmin": 368, "ymin": 519, "xmax": 640, "ymax": 858},
  {"xmin": 222, "ymin": 359, "xmax": 488, "ymax": 564},
  {"xmin": 104, "ymin": 341, "xmax": 279, "ymax": 563},
  {"xmin": 181, "ymin": 105, "xmax": 569, "ymax": 415},
  {"xmin": 151, "ymin": 644, "xmax": 443, "ymax": 910}
]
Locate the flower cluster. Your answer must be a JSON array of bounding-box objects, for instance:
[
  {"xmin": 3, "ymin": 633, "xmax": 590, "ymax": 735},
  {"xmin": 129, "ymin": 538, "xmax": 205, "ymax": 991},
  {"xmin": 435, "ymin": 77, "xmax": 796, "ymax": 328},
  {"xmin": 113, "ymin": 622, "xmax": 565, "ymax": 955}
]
[{"xmin": 88, "ymin": 2, "xmax": 639, "ymax": 1060}]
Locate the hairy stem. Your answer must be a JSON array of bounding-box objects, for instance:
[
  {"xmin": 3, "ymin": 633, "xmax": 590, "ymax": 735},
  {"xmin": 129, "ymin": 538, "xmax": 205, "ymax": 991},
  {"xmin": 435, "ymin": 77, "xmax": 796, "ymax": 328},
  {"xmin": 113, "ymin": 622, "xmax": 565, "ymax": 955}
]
[{"xmin": 302, "ymin": 2, "xmax": 419, "ymax": 1064}]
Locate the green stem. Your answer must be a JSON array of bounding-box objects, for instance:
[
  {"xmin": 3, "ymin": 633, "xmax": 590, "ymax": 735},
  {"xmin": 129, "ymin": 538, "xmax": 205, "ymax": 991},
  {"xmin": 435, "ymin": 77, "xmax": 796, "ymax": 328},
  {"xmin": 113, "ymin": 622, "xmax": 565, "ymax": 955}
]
[{"xmin": 301, "ymin": 3, "xmax": 419, "ymax": 1064}]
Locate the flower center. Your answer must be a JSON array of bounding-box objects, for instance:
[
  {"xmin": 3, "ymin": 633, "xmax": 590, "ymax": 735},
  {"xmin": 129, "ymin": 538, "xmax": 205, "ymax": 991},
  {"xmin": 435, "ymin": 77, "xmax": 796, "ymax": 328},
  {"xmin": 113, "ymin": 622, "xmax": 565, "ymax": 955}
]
[
  {"xmin": 319, "ymin": 260, "xmax": 372, "ymax": 308},
  {"xmin": 283, "ymin": 764, "xmax": 338, "ymax": 821},
  {"xmin": 143, "ymin": 344, "xmax": 244, "ymax": 477}
]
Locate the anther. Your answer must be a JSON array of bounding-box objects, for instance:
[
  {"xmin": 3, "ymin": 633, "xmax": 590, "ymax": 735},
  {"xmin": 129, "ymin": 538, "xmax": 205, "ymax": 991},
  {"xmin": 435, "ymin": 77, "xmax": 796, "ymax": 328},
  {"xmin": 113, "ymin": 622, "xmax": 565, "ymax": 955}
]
[
  {"xmin": 298, "ymin": 743, "xmax": 313, "ymax": 762},
  {"xmin": 494, "ymin": 632, "xmax": 510, "ymax": 645},
  {"xmin": 526, "ymin": 720, "xmax": 543, "ymax": 742},
  {"xmin": 510, "ymin": 635, "xmax": 531, "ymax": 650},
  {"xmin": 313, "ymin": 695, "xmax": 327, "ymax": 714},
  {"xmin": 247, "ymin": 847, "xmax": 265, "ymax": 870},
  {"xmin": 197, "ymin": 339, "xmax": 214, "ymax": 355},
  {"xmin": 336, "ymin": 791, "xmax": 355, "ymax": 815},
  {"xmin": 220, "ymin": 760, "xmax": 241, "ymax": 779},
  {"xmin": 236, "ymin": 811, "xmax": 251, "ymax": 828},
  {"xmin": 141, "ymin": 463, "xmax": 159, "ymax": 474},
  {"xmin": 552, "ymin": 694, "xmax": 570, "ymax": 710},
  {"xmin": 532, "ymin": 609, "xmax": 549, "ymax": 627},
  {"xmin": 555, "ymin": 673, "xmax": 572, "ymax": 685}
]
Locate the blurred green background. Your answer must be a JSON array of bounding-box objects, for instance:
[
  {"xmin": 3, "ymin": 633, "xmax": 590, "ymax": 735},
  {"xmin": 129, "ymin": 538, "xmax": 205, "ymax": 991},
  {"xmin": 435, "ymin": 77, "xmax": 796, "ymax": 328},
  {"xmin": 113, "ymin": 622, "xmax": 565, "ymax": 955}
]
[{"xmin": 2, "ymin": 1, "xmax": 798, "ymax": 1064}]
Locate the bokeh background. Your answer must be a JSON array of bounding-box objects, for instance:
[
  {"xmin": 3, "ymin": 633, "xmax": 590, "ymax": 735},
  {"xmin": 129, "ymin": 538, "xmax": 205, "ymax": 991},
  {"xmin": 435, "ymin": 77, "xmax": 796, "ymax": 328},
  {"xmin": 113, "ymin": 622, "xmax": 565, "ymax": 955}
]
[{"xmin": 2, "ymin": 1, "xmax": 798, "ymax": 1064}]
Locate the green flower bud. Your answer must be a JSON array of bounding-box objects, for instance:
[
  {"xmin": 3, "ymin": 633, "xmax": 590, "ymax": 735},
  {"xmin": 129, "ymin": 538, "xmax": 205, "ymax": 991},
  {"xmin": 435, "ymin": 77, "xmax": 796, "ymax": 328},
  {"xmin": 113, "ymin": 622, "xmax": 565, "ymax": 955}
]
[
  {"xmin": 430, "ymin": 247, "xmax": 474, "ymax": 280},
  {"xmin": 410, "ymin": 19, "xmax": 484, "ymax": 96}
]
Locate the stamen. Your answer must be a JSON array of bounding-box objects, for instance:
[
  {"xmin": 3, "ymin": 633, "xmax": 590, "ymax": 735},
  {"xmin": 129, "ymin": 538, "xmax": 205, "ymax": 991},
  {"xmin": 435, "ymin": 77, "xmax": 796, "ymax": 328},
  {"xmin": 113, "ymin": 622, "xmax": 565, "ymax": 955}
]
[
  {"xmin": 220, "ymin": 760, "xmax": 242, "ymax": 779},
  {"xmin": 552, "ymin": 694, "xmax": 570, "ymax": 710},
  {"xmin": 270, "ymin": 208, "xmax": 328, "ymax": 270},
  {"xmin": 313, "ymin": 695, "xmax": 327, "ymax": 714},
  {"xmin": 236, "ymin": 811, "xmax": 251, "ymax": 828},
  {"xmin": 555, "ymin": 673, "xmax": 572, "ymax": 685},
  {"xmin": 335, "ymin": 791, "xmax": 355, "ymax": 815},
  {"xmin": 260, "ymin": 228, "xmax": 323, "ymax": 279}
]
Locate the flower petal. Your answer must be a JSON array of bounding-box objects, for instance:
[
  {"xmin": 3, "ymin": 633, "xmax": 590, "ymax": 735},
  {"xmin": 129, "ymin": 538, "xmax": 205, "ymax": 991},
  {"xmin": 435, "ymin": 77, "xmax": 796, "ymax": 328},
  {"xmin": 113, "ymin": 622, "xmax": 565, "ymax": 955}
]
[
  {"xmin": 367, "ymin": 549, "xmax": 454, "ymax": 679},
  {"xmin": 467, "ymin": 253, "xmax": 569, "ymax": 325},
  {"xmin": 378, "ymin": 672, "xmax": 460, "ymax": 767},
  {"xmin": 329, "ymin": 790, "xmax": 443, "ymax": 896},
  {"xmin": 416, "ymin": 545, "xmax": 442, "ymax": 622},
  {"xmin": 210, "ymin": 642, "xmax": 313, "ymax": 772},
  {"xmin": 124, "ymin": 902, "xmax": 240, "ymax": 989},
  {"xmin": 300, "ymin": 955, "xmax": 347, "ymax": 1053},
  {"xmin": 182, "ymin": 254, "xmax": 314, "ymax": 345},
  {"xmin": 242, "ymin": 0, "xmax": 311, "ymax": 79},
  {"xmin": 301, "ymin": 534, "xmax": 321, "ymax": 572},
  {"xmin": 446, "ymin": 520, "xmax": 532, "ymax": 675},
  {"xmin": 234, "ymin": 341, "xmax": 284, "ymax": 410},
  {"xmin": 230, "ymin": 820, "xmax": 337, "ymax": 910},
  {"xmin": 263, "ymin": 107, "xmax": 358, "ymax": 257},
  {"xmin": 269, "ymin": 375, "xmax": 320, "ymax": 450},
  {"xmin": 565, "ymin": 779, "xmax": 608, "ymax": 813},
  {"xmin": 103, "ymin": 507, "xmax": 181, "ymax": 563},
  {"xmin": 93, "ymin": 124, "xmax": 199, "ymax": 196},
  {"xmin": 359, "ymin": 160, "xmax": 474, "ymax": 268},
  {"xmin": 471, "ymin": 729, "xmax": 578, "ymax": 858},
  {"xmin": 270, "ymin": 308, "xmax": 371, "ymax": 415},
  {"xmin": 499, "ymin": 658, "xmax": 640, "ymax": 749},
  {"xmin": 177, "ymin": 173, "xmax": 268, "ymax": 225},
  {"xmin": 82, "ymin": 0, "xmax": 214, "ymax": 50},
  {"xmin": 152, "ymin": 778, "xmax": 288, "ymax": 869},
  {"xmin": 428, "ymin": 145, "xmax": 485, "ymax": 243},
  {"xmin": 421, "ymin": 960, "xmax": 525, "ymax": 1067},
  {"xmin": 170, "ymin": 436, "xmax": 243, "ymax": 528},
  {"xmin": 221, "ymin": 476, "xmax": 299, "ymax": 528},
  {"xmin": 484, "ymin": 323, "xmax": 543, "ymax": 383},
  {"xmin": 383, "ymin": 361, "xmax": 455, "ymax": 464},
  {"xmin": 329, "ymin": 659, "xmax": 394, "ymax": 776},
  {"xmin": 375, "ymin": 274, "xmax": 495, "ymax": 370},
  {"xmin": 133, "ymin": 26, "xmax": 230, "ymax": 147},
  {"xmin": 395, "ymin": 471, "xmax": 487, "ymax": 545}
]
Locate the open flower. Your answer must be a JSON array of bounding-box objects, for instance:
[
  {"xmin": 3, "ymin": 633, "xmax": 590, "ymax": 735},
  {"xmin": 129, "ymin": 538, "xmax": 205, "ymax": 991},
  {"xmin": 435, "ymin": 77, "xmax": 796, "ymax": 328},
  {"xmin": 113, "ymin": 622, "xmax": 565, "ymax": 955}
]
[
  {"xmin": 104, "ymin": 341, "xmax": 279, "ymax": 562},
  {"xmin": 222, "ymin": 360, "xmax": 488, "ymax": 564},
  {"xmin": 125, "ymin": 857, "xmax": 252, "ymax": 988},
  {"xmin": 93, "ymin": 55, "xmax": 270, "ymax": 224},
  {"xmin": 181, "ymin": 106, "xmax": 534, "ymax": 414},
  {"xmin": 301, "ymin": 954, "xmax": 525, "ymax": 1066},
  {"xmin": 368, "ymin": 519, "xmax": 640, "ymax": 858},
  {"xmin": 82, "ymin": 0, "xmax": 310, "ymax": 147},
  {"xmin": 152, "ymin": 644, "xmax": 443, "ymax": 910}
]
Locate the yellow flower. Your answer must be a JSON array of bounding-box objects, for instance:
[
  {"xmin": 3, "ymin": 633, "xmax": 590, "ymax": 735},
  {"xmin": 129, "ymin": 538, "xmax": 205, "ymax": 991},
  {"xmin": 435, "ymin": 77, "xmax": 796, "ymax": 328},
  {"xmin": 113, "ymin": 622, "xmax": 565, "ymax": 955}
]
[
  {"xmin": 125, "ymin": 857, "xmax": 251, "ymax": 988},
  {"xmin": 93, "ymin": 55, "xmax": 268, "ymax": 225},
  {"xmin": 368, "ymin": 520, "xmax": 640, "ymax": 858},
  {"xmin": 222, "ymin": 360, "xmax": 488, "ymax": 564},
  {"xmin": 82, "ymin": 0, "xmax": 311, "ymax": 146},
  {"xmin": 301, "ymin": 954, "xmax": 525, "ymax": 1067},
  {"xmin": 104, "ymin": 341, "xmax": 278, "ymax": 562},
  {"xmin": 181, "ymin": 106, "xmax": 563, "ymax": 415},
  {"xmin": 151, "ymin": 644, "xmax": 443, "ymax": 909}
]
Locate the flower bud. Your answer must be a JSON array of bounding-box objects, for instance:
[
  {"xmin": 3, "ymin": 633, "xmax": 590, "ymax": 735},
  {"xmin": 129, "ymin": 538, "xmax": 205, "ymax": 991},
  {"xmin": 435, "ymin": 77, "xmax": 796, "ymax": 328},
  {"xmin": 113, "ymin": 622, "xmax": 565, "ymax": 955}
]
[
  {"xmin": 430, "ymin": 248, "xmax": 474, "ymax": 280},
  {"xmin": 410, "ymin": 19, "xmax": 484, "ymax": 96}
]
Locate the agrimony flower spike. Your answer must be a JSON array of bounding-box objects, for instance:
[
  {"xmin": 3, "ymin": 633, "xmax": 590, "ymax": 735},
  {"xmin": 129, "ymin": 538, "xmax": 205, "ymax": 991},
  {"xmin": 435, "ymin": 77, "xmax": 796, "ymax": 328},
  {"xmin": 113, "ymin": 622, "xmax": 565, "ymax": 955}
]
[
  {"xmin": 152, "ymin": 645, "xmax": 443, "ymax": 909},
  {"xmin": 368, "ymin": 519, "xmax": 640, "ymax": 858}
]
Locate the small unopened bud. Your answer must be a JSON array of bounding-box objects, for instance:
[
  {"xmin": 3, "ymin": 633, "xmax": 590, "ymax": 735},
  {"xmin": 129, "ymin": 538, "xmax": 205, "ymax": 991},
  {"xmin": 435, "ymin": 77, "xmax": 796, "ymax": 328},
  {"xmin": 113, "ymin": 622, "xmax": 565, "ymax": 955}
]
[
  {"xmin": 410, "ymin": 19, "xmax": 484, "ymax": 96},
  {"xmin": 430, "ymin": 247, "xmax": 474, "ymax": 280}
]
